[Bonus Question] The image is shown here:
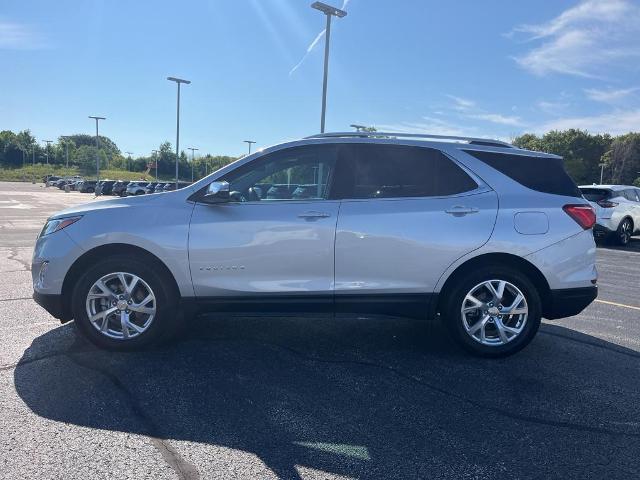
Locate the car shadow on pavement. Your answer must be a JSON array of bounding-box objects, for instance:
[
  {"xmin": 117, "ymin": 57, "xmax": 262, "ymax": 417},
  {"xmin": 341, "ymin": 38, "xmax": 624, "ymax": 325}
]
[{"xmin": 14, "ymin": 315, "xmax": 640, "ymax": 480}]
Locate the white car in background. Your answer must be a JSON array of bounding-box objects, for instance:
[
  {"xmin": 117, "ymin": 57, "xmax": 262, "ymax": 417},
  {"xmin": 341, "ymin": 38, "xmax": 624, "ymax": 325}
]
[{"xmin": 579, "ymin": 185, "xmax": 640, "ymax": 246}]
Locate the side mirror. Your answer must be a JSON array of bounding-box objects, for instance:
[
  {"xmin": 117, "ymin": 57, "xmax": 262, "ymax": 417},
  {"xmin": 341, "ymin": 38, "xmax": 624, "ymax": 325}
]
[{"xmin": 203, "ymin": 181, "xmax": 230, "ymax": 203}]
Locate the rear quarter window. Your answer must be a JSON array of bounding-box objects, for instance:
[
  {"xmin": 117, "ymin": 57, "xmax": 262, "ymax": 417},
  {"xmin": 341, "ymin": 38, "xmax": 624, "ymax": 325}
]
[{"xmin": 464, "ymin": 150, "xmax": 582, "ymax": 198}]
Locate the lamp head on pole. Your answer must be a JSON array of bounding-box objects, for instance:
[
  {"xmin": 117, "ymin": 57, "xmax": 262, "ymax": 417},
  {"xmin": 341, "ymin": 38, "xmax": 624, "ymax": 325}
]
[
  {"xmin": 311, "ymin": 1, "xmax": 347, "ymax": 17},
  {"xmin": 167, "ymin": 77, "xmax": 191, "ymax": 85}
]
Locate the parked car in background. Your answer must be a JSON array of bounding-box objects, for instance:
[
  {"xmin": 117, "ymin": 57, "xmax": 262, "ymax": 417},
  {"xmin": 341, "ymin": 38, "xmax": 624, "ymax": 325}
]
[
  {"xmin": 111, "ymin": 181, "xmax": 129, "ymax": 197},
  {"xmin": 32, "ymin": 132, "xmax": 597, "ymax": 357},
  {"xmin": 163, "ymin": 182, "xmax": 192, "ymax": 191},
  {"xmin": 152, "ymin": 182, "xmax": 167, "ymax": 193},
  {"xmin": 125, "ymin": 181, "xmax": 150, "ymax": 196},
  {"xmin": 143, "ymin": 182, "xmax": 159, "ymax": 194},
  {"xmin": 77, "ymin": 180, "xmax": 97, "ymax": 193},
  {"xmin": 44, "ymin": 175, "xmax": 60, "ymax": 186},
  {"xmin": 96, "ymin": 180, "xmax": 116, "ymax": 196},
  {"xmin": 67, "ymin": 180, "xmax": 81, "ymax": 191},
  {"xmin": 579, "ymin": 185, "xmax": 640, "ymax": 245}
]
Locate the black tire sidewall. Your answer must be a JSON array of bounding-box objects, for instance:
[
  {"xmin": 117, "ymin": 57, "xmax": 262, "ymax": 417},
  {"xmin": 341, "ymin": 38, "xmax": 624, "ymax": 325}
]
[
  {"xmin": 444, "ymin": 266, "xmax": 542, "ymax": 357},
  {"xmin": 617, "ymin": 219, "xmax": 631, "ymax": 245},
  {"xmin": 71, "ymin": 255, "xmax": 178, "ymax": 350}
]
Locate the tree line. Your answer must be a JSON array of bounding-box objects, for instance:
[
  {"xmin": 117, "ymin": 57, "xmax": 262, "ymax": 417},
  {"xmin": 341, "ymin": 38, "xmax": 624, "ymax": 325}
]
[
  {"xmin": 2, "ymin": 128, "xmax": 640, "ymax": 186},
  {"xmin": 0, "ymin": 130, "xmax": 237, "ymax": 181},
  {"xmin": 513, "ymin": 129, "xmax": 640, "ymax": 186}
]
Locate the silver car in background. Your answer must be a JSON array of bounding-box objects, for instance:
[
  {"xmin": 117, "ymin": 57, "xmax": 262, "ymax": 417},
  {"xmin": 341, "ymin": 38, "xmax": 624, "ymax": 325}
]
[
  {"xmin": 32, "ymin": 132, "xmax": 598, "ymax": 357},
  {"xmin": 125, "ymin": 181, "xmax": 150, "ymax": 196},
  {"xmin": 579, "ymin": 185, "xmax": 640, "ymax": 245}
]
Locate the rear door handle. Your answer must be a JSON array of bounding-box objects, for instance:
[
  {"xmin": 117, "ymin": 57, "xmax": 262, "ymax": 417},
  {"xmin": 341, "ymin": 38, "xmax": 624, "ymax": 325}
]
[
  {"xmin": 298, "ymin": 211, "xmax": 331, "ymax": 219},
  {"xmin": 445, "ymin": 206, "xmax": 479, "ymax": 216}
]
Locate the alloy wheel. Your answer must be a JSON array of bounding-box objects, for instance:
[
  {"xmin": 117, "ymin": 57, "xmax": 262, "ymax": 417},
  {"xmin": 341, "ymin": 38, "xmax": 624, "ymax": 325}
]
[
  {"xmin": 619, "ymin": 219, "xmax": 632, "ymax": 245},
  {"xmin": 461, "ymin": 279, "xmax": 528, "ymax": 346},
  {"xmin": 85, "ymin": 272, "xmax": 156, "ymax": 340}
]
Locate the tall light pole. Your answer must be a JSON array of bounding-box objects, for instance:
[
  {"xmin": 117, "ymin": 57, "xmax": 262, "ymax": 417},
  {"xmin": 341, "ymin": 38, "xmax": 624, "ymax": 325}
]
[
  {"xmin": 32, "ymin": 144, "xmax": 36, "ymax": 184},
  {"xmin": 125, "ymin": 151, "xmax": 133, "ymax": 171},
  {"xmin": 311, "ymin": 2, "xmax": 347, "ymax": 133},
  {"xmin": 243, "ymin": 140, "xmax": 256, "ymax": 155},
  {"xmin": 167, "ymin": 76, "xmax": 191, "ymax": 189},
  {"xmin": 152, "ymin": 150, "xmax": 158, "ymax": 181},
  {"xmin": 88, "ymin": 116, "xmax": 106, "ymax": 191},
  {"xmin": 61, "ymin": 136, "xmax": 70, "ymax": 169},
  {"xmin": 187, "ymin": 147, "xmax": 198, "ymax": 182},
  {"xmin": 43, "ymin": 140, "xmax": 53, "ymax": 165}
]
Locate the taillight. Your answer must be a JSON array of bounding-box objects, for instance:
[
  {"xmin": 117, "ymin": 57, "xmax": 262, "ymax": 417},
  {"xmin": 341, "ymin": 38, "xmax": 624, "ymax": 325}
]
[
  {"xmin": 563, "ymin": 204, "xmax": 596, "ymax": 230},
  {"xmin": 596, "ymin": 200, "xmax": 618, "ymax": 208}
]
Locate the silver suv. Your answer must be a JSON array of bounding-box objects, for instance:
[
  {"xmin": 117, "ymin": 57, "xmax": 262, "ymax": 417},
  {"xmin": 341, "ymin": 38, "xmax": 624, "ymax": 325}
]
[
  {"xmin": 32, "ymin": 132, "xmax": 598, "ymax": 357},
  {"xmin": 579, "ymin": 185, "xmax": 640, "ymax": 246}
]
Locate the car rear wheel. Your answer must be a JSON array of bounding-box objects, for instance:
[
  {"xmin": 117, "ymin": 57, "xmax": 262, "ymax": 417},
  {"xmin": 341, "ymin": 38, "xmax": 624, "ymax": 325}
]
[
  {"xmin": 616, "ymin": 218, "xmax": 633, "ymax": 246},
  {"xmin": 71, "ymin": 255, "xmax": 180, "ymax": 350},
  {"xmin": 442, "ymin": 266, "xmax": 542, "ymax": 357}
]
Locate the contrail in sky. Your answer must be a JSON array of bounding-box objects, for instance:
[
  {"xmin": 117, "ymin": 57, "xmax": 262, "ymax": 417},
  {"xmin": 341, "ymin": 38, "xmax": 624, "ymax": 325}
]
[{"xmin": 289, "ymin": 0, "xmax": 350, "ymax": 75}]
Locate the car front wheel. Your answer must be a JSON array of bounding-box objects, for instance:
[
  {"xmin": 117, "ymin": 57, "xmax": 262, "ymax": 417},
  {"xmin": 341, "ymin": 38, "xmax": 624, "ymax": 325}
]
[
  {"xmin": 443, "ymin": 266, "xmax": 542, "ymax": 357},
  {"xmin": 71, "ymin": 255, "xmax": 180, "ymax": 350}
]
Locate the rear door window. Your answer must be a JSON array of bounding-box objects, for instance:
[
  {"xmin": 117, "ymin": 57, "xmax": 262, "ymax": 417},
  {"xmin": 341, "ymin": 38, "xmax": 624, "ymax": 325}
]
[
  {"xmin": 464, "ymin": 149, "xmax": 582, "ymax": 198},
  {"xmin": 331, "ymin": 144, "xmax": 478, "ymax": 199}
]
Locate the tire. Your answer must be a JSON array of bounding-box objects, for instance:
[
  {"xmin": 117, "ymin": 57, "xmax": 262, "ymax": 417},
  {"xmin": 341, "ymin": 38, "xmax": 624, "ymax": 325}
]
[
  {"xmin": 71, "ymin": 254, "xmax": 181, "ymax": 350},
  {"xmin": 616, "ymin": 218, "xmax": 633, "ymax": 246},
  {"xmin": 442, "ymin": 266, "xmax": 542, "ymax": 358}
]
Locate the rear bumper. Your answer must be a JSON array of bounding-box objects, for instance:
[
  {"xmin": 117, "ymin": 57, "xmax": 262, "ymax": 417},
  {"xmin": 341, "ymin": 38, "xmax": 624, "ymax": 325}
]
[
  {"xmin": 544, "ymin": 286, "xmax": 597, "ymax": 320},
  {"xmin": 33, "ymin": 292, "xmax": 72, "ymax": 322},
  {"xmin": 593, "ymin": 224, "xmax": 614, "ymax": 239}
]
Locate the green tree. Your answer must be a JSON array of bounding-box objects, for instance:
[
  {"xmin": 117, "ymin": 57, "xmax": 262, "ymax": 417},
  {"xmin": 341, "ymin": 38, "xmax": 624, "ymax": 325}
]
[
  {"xmin": 513, "ymin": 129, "xmax": 612, "ymax": 184},
  {"xmin": 608, "ymin": 133, "xmax": 640, "ymax": 185}
]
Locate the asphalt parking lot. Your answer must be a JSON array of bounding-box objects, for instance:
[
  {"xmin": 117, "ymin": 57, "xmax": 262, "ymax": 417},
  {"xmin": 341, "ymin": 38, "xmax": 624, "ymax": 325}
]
[{"xmin": 0, "ymin": 181, "xmax": 639, "ymax": 480}]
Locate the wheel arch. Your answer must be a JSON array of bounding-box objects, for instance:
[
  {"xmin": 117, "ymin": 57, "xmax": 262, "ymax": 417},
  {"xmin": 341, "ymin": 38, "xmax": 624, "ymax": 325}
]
[
  {"xmin": 436, "ymin": 252, "xmax": 551, "ymax": 316},
  {"xmin": 60, "ymin": 243, "xmax": 181, "ymax": 320}
]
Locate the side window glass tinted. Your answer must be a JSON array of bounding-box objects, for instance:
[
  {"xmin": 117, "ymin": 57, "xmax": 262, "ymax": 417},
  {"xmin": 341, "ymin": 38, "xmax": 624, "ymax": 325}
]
[{"xmin": 332, "ymin": 144, "xmax": 477, "ymax": 199}]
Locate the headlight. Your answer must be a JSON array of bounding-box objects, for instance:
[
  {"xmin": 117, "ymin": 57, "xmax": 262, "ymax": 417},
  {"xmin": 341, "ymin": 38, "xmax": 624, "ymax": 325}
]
[{"xmin": 40, "ymin": 216, "xmax": 82, "ymax": 237}]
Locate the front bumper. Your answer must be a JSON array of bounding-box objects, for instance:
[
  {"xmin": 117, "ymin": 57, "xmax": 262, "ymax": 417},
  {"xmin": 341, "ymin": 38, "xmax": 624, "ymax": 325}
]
[
  {"xmin": 33, "ymin": 291, "xmax": 72, "ymax": 322},
  {"xmin": 544, "ymin": 286, "xmax": 598, "ymax": 320}
]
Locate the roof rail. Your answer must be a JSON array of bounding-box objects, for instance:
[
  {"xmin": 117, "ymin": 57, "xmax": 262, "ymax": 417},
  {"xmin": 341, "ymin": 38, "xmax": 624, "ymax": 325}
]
[{"xmin": 304, "ymin": 131, "xmax": 513, "ymax": 148}]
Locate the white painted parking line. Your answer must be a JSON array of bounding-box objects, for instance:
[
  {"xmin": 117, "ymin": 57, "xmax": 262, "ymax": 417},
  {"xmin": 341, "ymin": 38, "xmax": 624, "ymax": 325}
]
[{"xmin": 595, "ymin": 299, "xmax": 640, "ymax": 311}]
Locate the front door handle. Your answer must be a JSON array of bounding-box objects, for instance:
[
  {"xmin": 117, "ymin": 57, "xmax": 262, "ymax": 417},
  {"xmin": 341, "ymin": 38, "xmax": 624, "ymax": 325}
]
[
  {"xmin": 298, "ymin": 211, "xmax": 331, "ymax": 219},
  {"xmin": 445, "ymin": 206, "xmax": 479, "ymax": 216}
]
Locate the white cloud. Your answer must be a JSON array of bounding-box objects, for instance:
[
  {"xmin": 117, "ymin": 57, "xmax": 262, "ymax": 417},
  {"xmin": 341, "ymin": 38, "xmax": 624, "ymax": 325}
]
[
  {"xmin": 466, "ymin": 113, "xmax": 524, "ymax": 126},
  {"xmin": 0, "ymin": 20, "xmax": 46, "ymax": 49},
  {"xmin": 377, "ymin": 116, "xmax": 469, "ymax": 136},
  {"xmin": 444, "ymin": 94, "xmax": 524, "ymax": 126},
  {"xmin": 445, "ymin": 94, "xmax": 475, "ymax": 111},
  {"xmin": 289, "ymin": 29, "xmax": 326, "ymax": 75},
  {"xmin": 584, "ymin": 87, "xmax": 638, "ymax": 103},
  {"xmin": 535, "ymin": 109, "xmax": 640, "ymax": 135},
  {"xmin": 536, "ymin": 100, "xmax": 570, "ymax": 115},
  {"xmin": 509, "ymin": 0, "xmax": 640, "ymax": 77}
]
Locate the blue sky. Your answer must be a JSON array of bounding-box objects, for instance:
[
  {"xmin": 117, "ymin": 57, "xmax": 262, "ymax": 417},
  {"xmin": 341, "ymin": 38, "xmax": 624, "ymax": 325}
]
[{"xmin": 1, "ymin": 0, "xmax": 639, "ymax": 157}]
